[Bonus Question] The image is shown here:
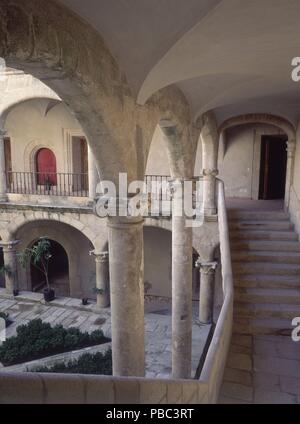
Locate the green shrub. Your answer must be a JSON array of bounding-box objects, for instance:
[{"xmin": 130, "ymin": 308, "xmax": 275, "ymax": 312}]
[
  {"xmin": 0, "ymin": 319, "xmax": 110, "ymax": 366},
  {"xmin": 33, "ymin": 349, "xmax": 112, "ymax": 375}
]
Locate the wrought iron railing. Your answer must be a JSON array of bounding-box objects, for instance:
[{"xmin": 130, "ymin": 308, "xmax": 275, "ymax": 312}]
[
  {"xmin": 145, "ymin": 174, "xmax": 172, "ymax": 201},
  {"xmin": 6, "ymin": 172, "xmax": 89, "ymax": 197},
  {"xmin": 5, "ymin": 172, "xmax": 204, "ymax": 206}
]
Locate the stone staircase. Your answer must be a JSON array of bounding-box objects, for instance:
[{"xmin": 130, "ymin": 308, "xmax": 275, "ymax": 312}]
[{"xmin": 228, "ymin": 209, "xmax": 300, "ymax": 336}]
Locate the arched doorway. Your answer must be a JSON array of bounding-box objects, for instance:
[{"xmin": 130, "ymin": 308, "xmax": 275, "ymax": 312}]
[
  {"xmin": 35, "ymin": 148, "xmax": 57, "ymax": 185},
  {"xmin": 30, "ymin": 239, "xmax": 69, "ymax": 296}
]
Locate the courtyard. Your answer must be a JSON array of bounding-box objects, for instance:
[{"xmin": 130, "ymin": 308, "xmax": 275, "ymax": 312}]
[{"xmin": 0, "ymin": 289, "xmax": 211, "ymax": 379}]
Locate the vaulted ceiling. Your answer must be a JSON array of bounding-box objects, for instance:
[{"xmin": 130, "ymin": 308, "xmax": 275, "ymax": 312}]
[{"xmin": 58, "ymin": 0, "xmax": 300, "ymax": 125}]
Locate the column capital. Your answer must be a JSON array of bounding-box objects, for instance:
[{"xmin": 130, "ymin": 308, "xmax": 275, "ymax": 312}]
[
  {"xmin": 0, "ymin": 240, "xmax": 20, "ymax": 251},
  {"xmin": 89, "ymin": 250, "xmax": 109, "ymax": 262},
  {"xmin": 0, "ymin": 129, "xmax": 6, "ymax": 139},
  {"xmin": 202, "ymin": 168, "xmax": 219, "ymax": 177},
  {"xmin": 196, "ymin": 259, "xmax": 218, "ymax": 274}
]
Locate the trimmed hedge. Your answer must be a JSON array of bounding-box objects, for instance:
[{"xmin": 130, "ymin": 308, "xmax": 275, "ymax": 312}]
[
  {"xmin": 32, "ymin": 349, "xmax": 112, "ymax": 375},
  {"xmin": 0, "ymin": 319, "xmax": 110, "ymax": 366}
]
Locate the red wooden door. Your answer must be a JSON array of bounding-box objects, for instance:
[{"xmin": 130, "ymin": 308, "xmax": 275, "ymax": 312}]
[{"xmin": 36, "ymin": 148, "xmax": 57, "ymax": 185}]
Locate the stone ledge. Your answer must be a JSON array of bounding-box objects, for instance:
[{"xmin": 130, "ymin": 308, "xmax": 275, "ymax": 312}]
[{"xmin": 0, "ymin": 202, "xmax": 94, "ymax": 215}]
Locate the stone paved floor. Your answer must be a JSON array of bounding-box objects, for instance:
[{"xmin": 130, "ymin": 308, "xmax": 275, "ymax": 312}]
[
  {"xmin": 219, "ymin": 333, "xmax": 300, "ymax": 404},
  {"xmin": 0, "ymin": 290, "xmax": 211, "ymax": 379}
]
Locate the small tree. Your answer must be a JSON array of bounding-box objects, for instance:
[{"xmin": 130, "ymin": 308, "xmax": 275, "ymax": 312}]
[{"xmin": 18, "ymin": 237, "xmax": 52, "ymax": 290}]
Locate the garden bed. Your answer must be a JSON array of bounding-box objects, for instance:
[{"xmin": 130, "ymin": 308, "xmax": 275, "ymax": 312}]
[
  {"xmin": 32, "ymin": 350, "xmax": 112, "ymax": 375},
  {"xmin": 0, "ymin": 319, "xmax": 110, "ymax": 366}
]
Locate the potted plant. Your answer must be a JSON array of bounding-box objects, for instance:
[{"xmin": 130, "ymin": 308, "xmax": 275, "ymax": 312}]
[
  {"xmin": 93, "ymin": 287, "xmax": 104, "ymax": 296},
  {"xmin": 18, "ymin": 237, "xmax": 55, "ymax": 302}
]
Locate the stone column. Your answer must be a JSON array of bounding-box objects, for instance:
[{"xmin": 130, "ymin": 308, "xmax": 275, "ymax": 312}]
[
  {"xmin": 88, "ymin": 145, "xmax": 98, "ymax": 201},
  {"xmin": 89, "ymin": 250, "xmax": 110, "ymax": 308},
  {"xmin": 171, "ymin": 178, "xmax": 193, "ymax": 379},
  {"xmin": 285, "ymin": 139, "xmax": 296, "ymax": 210},
  {"xmin": 218, "ymin": 130, "xmax": 226, "ymax": 168},
  {"xmin": 200, "ymin": 112, "xmax": 219, "ymax": 217},
  {"xmin": 0, "ymin": 129, "xmax": 8, "ymax": 202},
  {"xmin": 196, "ymin": 259, "xmax": 218, "ymax": 324},
  {"xmin": 0, "ymin": 240, "xmax": 19, "ymax": 295},
  {"xmin": 107, "ymin": 215, "xmax": 145, "ymax": 377},
  {"xmin": 203, "ymin": 168, "xmax": 218, "ymax": 216}
]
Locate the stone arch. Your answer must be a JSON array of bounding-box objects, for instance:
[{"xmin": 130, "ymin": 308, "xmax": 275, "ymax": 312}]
[
  {"xmin": 0, "ymin": 96, "xmax": 61, "ymax": 127},
  {"xmin": 144, "ymin": 124, "xmax": 171, "ymax": 177},
  {"xmin": 24, "ymin": 139, "xmax": 61, "ymax": 173},
  {"xmin": 219, "ymin": 113, "xmax": 296, "ymax": 208},
  {"xmin": 139, "ymin": 84, "xmax": 197, "ymax": 180},
  {"xmin": 14, "ymin": 219, "xmax": 96, "ymax": 298},
  {"xmin": 0, "ymin": 1, "xmax": 198, "ymax": 189},
  {"xmin": 219, "ymin": 113, "xmax": 296, "ymax": 140},
  {"xmin": 0, "ymin": 0, "xmax": 133, "ymax": 184},
  {"xmin": 3, "ymin": 212, "xmax": 97, "ymax": 248}
]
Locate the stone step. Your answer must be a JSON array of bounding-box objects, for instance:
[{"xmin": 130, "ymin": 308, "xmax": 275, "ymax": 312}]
[
  {"xmin": 234, "ymin": 302, "xmax": 299, "ymax": 320},
  {"xmin": 234, "ymin": 274, "xmax": 300, "ymax": 289},
  {"xmin": 233, "ymin": 262, "xmax": 300, "ymax": 276},
  {"xmin": 235, "ymin": 287, "xmax": 300, "ymax": 304},
  {"xmin": 232, "ymin": 250, "xmax": 300, "ymax": 264},
  {"xmin": 233, "ymin": 317, "xmax": 293, "ymax": 336},
  {"xmin": 228, "ymin": 210, "xmax": 289, "ymax": 221},
  {"xmin": 230, "ymin": 230, "xmax": 298, "ymax": 241},
  {"xmin": 231, "ymin": 240, "xmax": 300, "ymax": 252},
  {"xmin": 229, "ymin": 220, "xmax": 293, "ymax": 231}
]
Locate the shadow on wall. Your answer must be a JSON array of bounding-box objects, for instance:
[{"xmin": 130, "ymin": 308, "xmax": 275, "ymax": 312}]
[{"xmin": 144, "ymin": 226, "xmax": 201, "ymax": 300}]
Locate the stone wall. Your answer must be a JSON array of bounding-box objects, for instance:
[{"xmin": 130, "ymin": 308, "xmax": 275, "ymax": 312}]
[
  {"xmin": 218, "ymin": 124, "xmax": 285, "ymax": 199},
  {"xmin": 0, "ymin": 372, "xmax": 209, "ymax": 404},
  {"xmin": 5, "ymin": 100, "xmax": 83, "ymax": 175}
]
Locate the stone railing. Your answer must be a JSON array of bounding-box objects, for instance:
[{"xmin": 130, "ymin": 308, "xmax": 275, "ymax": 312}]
[
  {"xmin": 0, "ymin": 180, "xmax": 233, "ymax": 404},
  {"xmin": 198, "ymin": 179, "xmax": 234, "ymax": 401}
]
